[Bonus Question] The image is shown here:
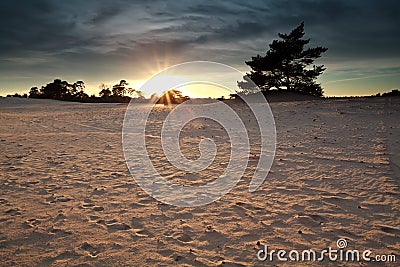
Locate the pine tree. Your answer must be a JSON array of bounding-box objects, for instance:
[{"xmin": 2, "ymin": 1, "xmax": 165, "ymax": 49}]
[{"xmin": 238, "ymin": 22, "xmax": 328, "ymax": 97}]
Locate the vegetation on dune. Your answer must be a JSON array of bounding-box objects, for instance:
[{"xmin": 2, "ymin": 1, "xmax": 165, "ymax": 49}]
[
  {"xmin": 29, "ymin": 79, "xmax": 88, "ymax": 101},
  {"xmin": 7, "ymin": 79, "xmax": 191, "ymax": 104},
  {"xmin": 23, "ymin": 79, "xmax": 145, "ymax": 103},
  {"xmin": 96, "ymin": 80, "xmax": 145, "ymax": 102},
  {"xmin": 375, "ymin": 89, "xmax": 400, "ymax": 97}
]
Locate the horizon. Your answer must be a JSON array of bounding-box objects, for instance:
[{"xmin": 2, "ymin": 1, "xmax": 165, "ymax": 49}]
[{"xmin": 1, "ymin": 1, "xmax": 399, "ymax": 97}]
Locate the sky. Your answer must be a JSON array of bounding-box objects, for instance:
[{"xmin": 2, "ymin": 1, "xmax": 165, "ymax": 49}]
[{"xmin": 0, "ymin": 0, "xmax": 399, "ymax": 97}]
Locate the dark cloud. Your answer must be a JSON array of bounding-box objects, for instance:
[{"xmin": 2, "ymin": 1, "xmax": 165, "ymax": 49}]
[
  {"xmin": 0, "ymin": 0, "xmax": 399, "ymax": 95},
  {"xmin": 87, "ymin": 4, "xmax": 124, "ymax": 25}
]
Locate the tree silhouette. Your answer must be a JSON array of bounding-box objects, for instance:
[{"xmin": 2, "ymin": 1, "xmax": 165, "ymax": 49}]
[
  {"xmin": 382, "ymin": 89, "xmax": 400, "ymax": 97},
  {"xmin": 40, "ymin": 79, "xmax": 72, "ymax": 100},
  {"xmin": 112, "ymin": 80, "xmax": 128, "ymax": 97},
  {"xmin": 110, "ymin": 80, "xmax": 145, "ymax": 98},
  {"xmin": 29, "ymin": 87, "xmax": 40, "ymax": 98},
  {"xmin": 99, "ymin": 88, "xmax": 111, "ymax": 98},
  {"xmin": 99, "ymin": 83, "xmax": 112, "ymax": 98},
  {"xmin": 28, "ymin": 80, "xmax": 88, "ymax": 100},
  {"xmin": 238, "ymin": 22, "xmax": 328, "ymax": 97},
  {"xmin": 24, "ymin": 79, "xmax": 144, "ymax": 103},
  {"xmin": 71, "ymin": 81, "xmax": 88, "ymax": 99}
]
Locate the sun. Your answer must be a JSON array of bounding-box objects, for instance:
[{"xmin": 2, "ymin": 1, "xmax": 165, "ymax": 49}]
[
  {"xmin": 130, "ymin": 76, "xmax": 184, "ymax": 97},
  {"xmin": 145, "ymin": 76, "xmax": 231, "ymax": 99},
  {"xmin": 139, "ymin": 75, "xmax": 189, "ymax": 97},
  {"xmin": 138, "ymin": 75, "xmax": 232, "ymax": 99},
  {"xmin": 180, "ymin": 83, "xmax": 231, "ymax": 99}
]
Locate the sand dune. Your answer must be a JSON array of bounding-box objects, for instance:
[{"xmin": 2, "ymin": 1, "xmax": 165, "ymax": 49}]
[{"xmin": 0, "ymin": 97, "xmax": 399, "ymax": 266}]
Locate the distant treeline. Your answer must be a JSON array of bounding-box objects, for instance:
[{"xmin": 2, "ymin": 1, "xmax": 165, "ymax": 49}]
[
  {"xmin": 6, "ymin": 79, "xmax": 193, "ymax": 104},
  {"xmin": 324, "ymin": 89, "xmax": 400, "ymax": 99},
  {"xmin": 5, "ymin": 80, "xmax": 399, "ymax": 102},
  {"xmin": 374, "ymin": 89, "xmax": 400, "ymax": 97},
  {"xmin": 7, "ymin": 79, "xmax": 145, "ymax": 103}
]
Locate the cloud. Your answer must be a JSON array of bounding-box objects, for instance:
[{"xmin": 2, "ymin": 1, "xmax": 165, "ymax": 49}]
[
  {"xmin": 0, "ymin": 0, "xmax": 399, "ymax": 94},
  {"xmin": 86, "ymin": 5, "xmax": 124, "ymax": 25}
]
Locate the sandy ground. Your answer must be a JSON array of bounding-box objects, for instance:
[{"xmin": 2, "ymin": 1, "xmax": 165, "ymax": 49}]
[{"xmin": 0, "ymin": 97, "xmax": 399, "ymax": 266}]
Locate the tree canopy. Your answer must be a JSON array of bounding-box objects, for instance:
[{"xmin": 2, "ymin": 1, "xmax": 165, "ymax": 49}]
[
  {"xmin": 30, "ymin": 79, "xmax": 89, "ymax": 101},
  {"xmin": 238, "ymin": 22, "xmax": 328, "ymax": 97},
  {"xmin": 28, "ymin": 79, "xmax": 144, "ymax": 103}
]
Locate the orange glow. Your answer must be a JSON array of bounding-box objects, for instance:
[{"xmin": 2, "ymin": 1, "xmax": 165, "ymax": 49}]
[{"xmin": 179, "ymin": 83, "xmax": 231, "ymax": 99}]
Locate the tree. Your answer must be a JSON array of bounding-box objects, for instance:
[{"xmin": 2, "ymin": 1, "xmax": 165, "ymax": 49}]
[
  {"xmin": 74, "ymin": 90, "xmax": 89, "ymax": 99},
  {"xmin": 32, "ymin": 79, "xmax": 89, "ymax": 101},
  {"xmin": 110, "ymin": 79, "xmax": 145, "ymax": 98},
  {"xmin": 382, "ymin": 89, "xmax": 400, "ymax": 97},
  {"xmin": 29, "ymin": 87, "xmax": 40, "ymax": 98},
  {"xmin": 238, "ymin": 22, "xmax": 328, "ymax": 97},
  {"xmin": 112, "ymin": 79, "xmax": 128, "ymax": 97},
  {"xmin": 125, "ymin": 87, "xmax": 134, "ymax": 95},
  {"xmin": 40, "ymin": 79, "xmax": 72, "ymax": 100},
  {"xmin": 71, "ymin": 81, "xmax": 88, "ymax": 99},
  {"xmin": 98, "ymin": 83, "xmax": 111, "ymax": 98},
  {"xmin": 99, "ymin": 88, "xmax": 111, "ymax": 98}
]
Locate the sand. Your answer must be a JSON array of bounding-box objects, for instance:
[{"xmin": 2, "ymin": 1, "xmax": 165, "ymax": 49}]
[{"xmin": 0, "ymin": 97, "xmax": 399, "ymax": 266}]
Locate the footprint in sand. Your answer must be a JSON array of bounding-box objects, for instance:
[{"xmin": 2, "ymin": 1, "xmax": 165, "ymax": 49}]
[
  {"xmin": 217, "ymin": 260, "xmax": 247, "ymax": 267},
  {"xmin": 174, "ymin": 233, "xmax": 193, "ymax": 243},
  {"xmin": 107, "ymin": 222, "xmax": 131, "ymax": 232},
  {"xmin": 287, "ymin": 213, "xmax": 326, "ymax": 227},
  {"xmin": 380, "ymin": 225, "xmax": 400, "ymax": 235},
  {"xmin": 39, "ymin": 250, "xmax": 81, "ymax": 265},
  {"xmin": 5, "ymin": 208, "xmax": 21, "ymax": 216},
  {"xmin": 92, "ymin": 187, "xmax": 107, "ymax": 195},
  {"xmin": 24, "ymin": 218, "xmax": 41, "ymax": 228},
  {"xmin": 80, "ymin": 200, "xmax": 104, "ymax": 212},
  {"xmin": 130, "ymin": 217, "xmax": 154, "ymax": 237},
  {"xmin": 94, "ymin": 219, "xmax": 131, "ymax": 232},
  {"xmin": 0, "ymin": 199, "xmax": 10, "ymax": 206},
  {"xmin": 320, "ymin": 195, "xmax": 361, "ymax": 213},
  {"xmin": 54, "ymin": 212, "xmax": 66, "ymax": 222},
  {"xmin": 93, "ymin": 206, "xmax": 104, "ymax": 211},
  {"xmin": 134, "ymin": 229, "xmax": 153, "ymax": 237},
  {"xmin": 45, "ymin": 195, "xmax": 73, "ymax": 204},
  {"xmin": 88, "ymin": 215, "xmax": 100, "ymax": 222},
  {"xmin": 79, "ymin": 242, "xmax": 103, "ymax": 257},
  {"xmin": 131, "ymin": 217, "xmax": 144, "ymax": 229},
  {"xmin": 49, "ymin": 227, "xmax": 72, "ymax": 237}
]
